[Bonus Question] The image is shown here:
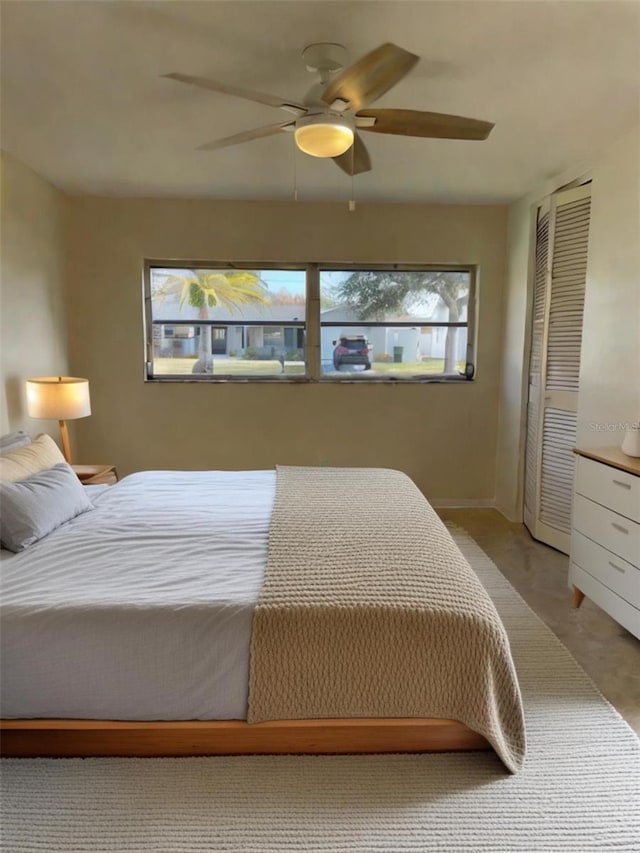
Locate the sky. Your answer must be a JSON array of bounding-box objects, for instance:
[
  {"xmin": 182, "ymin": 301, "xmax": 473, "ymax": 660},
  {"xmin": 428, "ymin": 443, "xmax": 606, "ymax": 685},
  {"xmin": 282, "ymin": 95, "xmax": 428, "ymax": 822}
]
[
  {"xmin": 151, "ymin": 268, "xmax": 469, "ymax": 318},
  {"xmin": 259, "ymin": 270, "xmax": 305, "ymax": 295},
  {"xmin": 260, "ymin": 269, "xmax": 347, "ymax": 297},
  {"xmin": 151, "ymin": 267, "xmax": 347, "ymax": 298}
]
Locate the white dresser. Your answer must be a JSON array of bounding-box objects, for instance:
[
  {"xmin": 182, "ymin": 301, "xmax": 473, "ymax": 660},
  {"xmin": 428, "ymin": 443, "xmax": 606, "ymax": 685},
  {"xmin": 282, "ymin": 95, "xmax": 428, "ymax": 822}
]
[{"xmin": 570, "ymin": 447, "xmax": 640, "ymax": 639}]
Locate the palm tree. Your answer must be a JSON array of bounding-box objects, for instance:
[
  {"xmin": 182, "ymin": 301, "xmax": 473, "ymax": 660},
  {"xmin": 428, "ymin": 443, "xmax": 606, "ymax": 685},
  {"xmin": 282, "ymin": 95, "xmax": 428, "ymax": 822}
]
[{"xmin": 162, "ymin": 269, "xmax": 269, "ymax": 371}]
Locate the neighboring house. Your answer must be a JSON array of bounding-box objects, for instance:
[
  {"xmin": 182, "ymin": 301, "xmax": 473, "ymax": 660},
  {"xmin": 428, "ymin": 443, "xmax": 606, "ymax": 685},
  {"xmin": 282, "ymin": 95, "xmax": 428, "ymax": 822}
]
[
  {"xmin": 153, "ymin": 296, "xmax": 465, "ymax": 363},
  {"xmin": 320, "ymin": 304, "xmax": 466, "ymax": 364},
  {"xmin": 151, "ymin": 297, "xmax": 305, "ymax": 359}
]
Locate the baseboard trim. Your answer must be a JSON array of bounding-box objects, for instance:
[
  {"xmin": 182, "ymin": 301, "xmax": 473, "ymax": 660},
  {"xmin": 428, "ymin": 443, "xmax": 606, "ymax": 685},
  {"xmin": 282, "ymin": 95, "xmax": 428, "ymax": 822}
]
[
  {"xmin": 430, "ymin": 498, "xmax": 496, "ymax": 509},
  {"xmin": 494, "ymin": 503, "xmax": 523, "ymax": 523}
]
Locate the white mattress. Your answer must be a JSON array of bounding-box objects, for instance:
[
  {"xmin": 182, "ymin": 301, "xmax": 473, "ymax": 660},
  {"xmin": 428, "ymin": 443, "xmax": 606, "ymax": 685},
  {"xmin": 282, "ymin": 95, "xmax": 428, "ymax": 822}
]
[{"xmin": 0, "ymin": 470, "xmax": 275, "ymax": 720}]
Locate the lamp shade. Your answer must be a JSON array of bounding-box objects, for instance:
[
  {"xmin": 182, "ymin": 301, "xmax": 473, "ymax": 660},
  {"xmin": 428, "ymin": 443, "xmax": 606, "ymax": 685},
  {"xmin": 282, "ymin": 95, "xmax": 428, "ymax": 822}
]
[
  {"xmin": 294, "ymin": 114, "xmax": 354, "ymax": 158},
  {"xmin": 26, "ymin": 377, "xmax": 91, "ymax": 420}
]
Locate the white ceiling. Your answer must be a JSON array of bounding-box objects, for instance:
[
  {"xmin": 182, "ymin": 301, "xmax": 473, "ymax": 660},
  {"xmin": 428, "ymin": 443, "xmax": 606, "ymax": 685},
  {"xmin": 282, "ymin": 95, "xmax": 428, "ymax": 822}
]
[{"xmin": 1, "ymin": 1, "xmax": 638, "ymax": 203}]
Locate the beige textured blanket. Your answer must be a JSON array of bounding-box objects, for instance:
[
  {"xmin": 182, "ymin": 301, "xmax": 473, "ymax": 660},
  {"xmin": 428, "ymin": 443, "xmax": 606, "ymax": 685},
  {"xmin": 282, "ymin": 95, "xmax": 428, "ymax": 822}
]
[{"xmin": 248, "ymin": 467, "xmax": 526, "ymax": 772}]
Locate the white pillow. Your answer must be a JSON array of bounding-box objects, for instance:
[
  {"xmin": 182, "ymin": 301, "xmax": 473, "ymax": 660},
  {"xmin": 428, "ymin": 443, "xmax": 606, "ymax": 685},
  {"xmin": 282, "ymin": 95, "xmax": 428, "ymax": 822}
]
[
  {"xmin": 0, "ymin": 431, "xmax": 31, "ymax": 455},
  {"xmin": 0, "ymin": 462, "xmax": 94, "ymax": 552},
  {"xmin": 0, "ymin": 434, "xmax": 66, "ymax": 482}
]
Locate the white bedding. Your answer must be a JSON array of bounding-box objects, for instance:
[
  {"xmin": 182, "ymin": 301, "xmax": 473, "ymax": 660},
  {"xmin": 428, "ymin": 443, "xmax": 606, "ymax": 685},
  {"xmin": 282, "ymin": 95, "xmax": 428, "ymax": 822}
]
[{"xmin": 0, "ymin": 470, "xmax": 275, "ymax": 720}]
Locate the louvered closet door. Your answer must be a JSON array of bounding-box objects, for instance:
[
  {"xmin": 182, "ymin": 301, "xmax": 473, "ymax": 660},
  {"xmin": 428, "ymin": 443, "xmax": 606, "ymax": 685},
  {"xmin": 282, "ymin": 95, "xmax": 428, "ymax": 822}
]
[
  {"xmin": 524, "ymin": 205, "xmax": 549, "ymax": 536},
  {"xmin": 524, "ymin": 184, "xmax": 591, "ymax": 554}
]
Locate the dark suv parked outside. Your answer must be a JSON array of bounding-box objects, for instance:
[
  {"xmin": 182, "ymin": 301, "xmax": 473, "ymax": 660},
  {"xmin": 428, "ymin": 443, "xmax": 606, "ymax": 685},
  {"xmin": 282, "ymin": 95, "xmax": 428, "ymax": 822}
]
[{"xmin": 333, "ymin": 334, "xmax": 372, "ymax": 370}]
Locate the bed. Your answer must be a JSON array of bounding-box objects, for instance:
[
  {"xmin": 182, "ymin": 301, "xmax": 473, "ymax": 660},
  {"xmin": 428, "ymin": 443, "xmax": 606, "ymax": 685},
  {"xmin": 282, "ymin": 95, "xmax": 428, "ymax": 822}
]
[{"xmin": 0, "ymin": 462, "xmax": 526, "ymax": 772}]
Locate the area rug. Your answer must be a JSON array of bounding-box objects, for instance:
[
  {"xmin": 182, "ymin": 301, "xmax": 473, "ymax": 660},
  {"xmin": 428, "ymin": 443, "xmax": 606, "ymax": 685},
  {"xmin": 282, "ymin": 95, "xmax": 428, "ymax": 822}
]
[{"xmin": 1, "ymin": 528, "xmax": 639, "ymax": 852}]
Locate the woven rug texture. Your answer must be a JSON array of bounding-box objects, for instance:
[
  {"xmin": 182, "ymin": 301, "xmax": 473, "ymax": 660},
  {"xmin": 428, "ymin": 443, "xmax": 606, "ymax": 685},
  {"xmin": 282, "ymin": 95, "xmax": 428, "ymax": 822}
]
[{"xmin": 1, "ymin": 527, "xmax": 639, "ymax": 852}]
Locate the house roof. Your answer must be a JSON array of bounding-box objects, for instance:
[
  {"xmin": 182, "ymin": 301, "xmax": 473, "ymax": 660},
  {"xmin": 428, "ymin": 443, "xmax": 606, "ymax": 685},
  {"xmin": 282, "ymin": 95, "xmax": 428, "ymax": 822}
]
[
  {"xmin": 152, "ymin": 298, "xmax": 306, "ymax": 323},
  {"xmin": 152, "ymin": 295, "xmax": 453, "ymax": 324}
]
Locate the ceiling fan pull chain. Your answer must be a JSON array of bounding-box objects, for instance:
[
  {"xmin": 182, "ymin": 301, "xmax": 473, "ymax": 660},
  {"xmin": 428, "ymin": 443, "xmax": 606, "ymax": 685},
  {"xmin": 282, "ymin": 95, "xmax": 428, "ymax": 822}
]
[
  {"xmin": 349, "ymin": 148, "xmax": 356, "ymax": 211},
  {"xmin": 292, "ymin": 134, "xmax": 298, "ymax": 202}
]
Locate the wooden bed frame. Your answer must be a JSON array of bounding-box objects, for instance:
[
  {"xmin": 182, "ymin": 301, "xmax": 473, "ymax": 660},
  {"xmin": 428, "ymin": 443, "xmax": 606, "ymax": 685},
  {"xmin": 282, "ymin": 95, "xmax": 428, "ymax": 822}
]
[{"xmin": 0, "ymin": 717, "xmax": 490, "ymax": 758}]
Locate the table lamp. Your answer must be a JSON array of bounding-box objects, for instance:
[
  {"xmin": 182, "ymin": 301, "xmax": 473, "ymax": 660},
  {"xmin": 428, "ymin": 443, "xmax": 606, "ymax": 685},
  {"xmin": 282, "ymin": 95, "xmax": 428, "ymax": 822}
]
[{"xmin": 26, "ymin": 376, "xmax": 91, "ymax": 464}]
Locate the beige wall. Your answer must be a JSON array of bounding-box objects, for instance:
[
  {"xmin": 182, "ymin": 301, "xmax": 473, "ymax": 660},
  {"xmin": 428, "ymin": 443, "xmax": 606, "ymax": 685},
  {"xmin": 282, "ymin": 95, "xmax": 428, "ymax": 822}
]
[
  {"xmin": 0, "ymin": 152, "xmax": 68, "ymax": 438},
  {"xmin": 577, "ymin": 125, "xmax": 640, "ymax": 446},
  {"xmin": 494, "ymin": 196, "xmax": 535, "ymax": 520},
  {"xmin": 65, "ymin": 198, "xmax": 508, "ymax": 501},
  {"xmin": 495, "ymin": 123, "xmax": 640, "ymax": 520}
]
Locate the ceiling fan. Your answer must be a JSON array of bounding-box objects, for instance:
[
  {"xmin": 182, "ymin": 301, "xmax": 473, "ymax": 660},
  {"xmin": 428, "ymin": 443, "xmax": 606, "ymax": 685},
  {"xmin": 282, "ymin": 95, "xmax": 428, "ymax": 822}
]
[{"xmin": 163, "ymin": 42, "xmax": 494, "ymax": 176}]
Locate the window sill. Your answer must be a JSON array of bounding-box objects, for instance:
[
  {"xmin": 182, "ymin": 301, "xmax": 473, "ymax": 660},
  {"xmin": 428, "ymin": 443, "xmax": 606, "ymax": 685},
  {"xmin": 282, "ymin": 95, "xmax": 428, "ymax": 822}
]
[
  {"xmin": 145, "ymin": 375, "xmax": 310, "ymax": 383},
  {"xmin": 145, "ymin": 375, "xmax": 473, "ymax": 385},
  {"xmin": 318, "ymin": 376, "xmax": 473, "ymax": 384}
]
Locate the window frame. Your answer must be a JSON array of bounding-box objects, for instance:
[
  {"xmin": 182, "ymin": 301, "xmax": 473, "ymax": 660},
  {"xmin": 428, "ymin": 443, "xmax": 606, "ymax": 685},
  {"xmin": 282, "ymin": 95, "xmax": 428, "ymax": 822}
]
[
  {"xmin": 144, "ymin": 260, "xmax": 310, "ymax": 383},
  {"xmin": 143, "ymin": 260, "xmax": 477, "ymax": 383}
]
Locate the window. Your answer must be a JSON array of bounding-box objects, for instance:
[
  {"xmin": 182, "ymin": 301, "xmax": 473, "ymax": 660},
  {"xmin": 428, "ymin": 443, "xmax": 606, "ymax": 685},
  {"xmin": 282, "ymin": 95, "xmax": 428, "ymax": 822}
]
[
  {"xmin": 144, "ymin": 263, "xmax": 475, "ymax": 382},
  {"xmin": 145, "ymin": 264, "xmax": 307, "ymax": 379},
  {"xmin": 319, "ymin": 267, "xmax": 474, "ymax": 379}
]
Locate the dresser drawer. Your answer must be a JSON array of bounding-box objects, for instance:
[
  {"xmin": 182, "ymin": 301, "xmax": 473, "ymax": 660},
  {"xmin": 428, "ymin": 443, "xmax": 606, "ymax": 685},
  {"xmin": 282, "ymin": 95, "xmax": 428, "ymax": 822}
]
[
  {"xmin": 575, "ymin": 456, "xmax": 640, "ymax": 522},
  {"xmin": 571, "ymin": 530, "xmax": 640, "ymax": 605},
  {"xmin": 573, "ymin": 494, "xmax": 640, "ymax": 566},
  {"xmin": 570, "ymin": 563, "xmax": 640, "ymax": 639}
]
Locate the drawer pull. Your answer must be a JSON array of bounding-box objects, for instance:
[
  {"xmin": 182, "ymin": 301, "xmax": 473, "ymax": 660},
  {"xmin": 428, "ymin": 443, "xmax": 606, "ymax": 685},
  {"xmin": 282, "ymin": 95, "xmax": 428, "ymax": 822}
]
[
  {"xmin": 608, "ymin": 561, "xmax": 626, "ymax": 574},
  {"xmin": 612, "ymin": 479, "xmax": 632, "ymax": 490},
  {"xmin": 611, "ymin": 522, "xmax": 629, "ymax": 534}
]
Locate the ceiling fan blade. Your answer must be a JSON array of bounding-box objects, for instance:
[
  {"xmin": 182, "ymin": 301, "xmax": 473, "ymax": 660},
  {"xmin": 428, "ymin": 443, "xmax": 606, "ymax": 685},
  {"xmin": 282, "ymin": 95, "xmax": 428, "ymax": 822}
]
[
  {"xmin": 356, "ymin": 109, "xmax": 494, "ymax": 140},
  {"xmin": 162, "ymin": 73, "xmax": 307, "ymax": 117},
  {"xmin": 332, "ymin": 133, "xmax": 372, "ymax": 176},
  {"xmin": 197, "ymin": 121, "xmax": 295, "ymax": 151},
  {"xmin": 321, "ymin": 43, "xmax": 419, "ymax": 112}
]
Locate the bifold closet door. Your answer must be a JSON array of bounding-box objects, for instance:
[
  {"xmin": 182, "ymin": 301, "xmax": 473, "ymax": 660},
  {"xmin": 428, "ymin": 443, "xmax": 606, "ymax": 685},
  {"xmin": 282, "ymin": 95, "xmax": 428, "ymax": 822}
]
[{"xmin": 524, "ymin": 184, "xmax": 591, "ymax": 554}]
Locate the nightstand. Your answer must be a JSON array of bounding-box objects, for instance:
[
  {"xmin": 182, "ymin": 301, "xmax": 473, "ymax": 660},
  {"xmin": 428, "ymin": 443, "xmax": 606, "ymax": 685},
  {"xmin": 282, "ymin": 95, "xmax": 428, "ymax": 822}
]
[{"xmin": 72, "ymin": 464, "xmax": 118, "ymax": 486}]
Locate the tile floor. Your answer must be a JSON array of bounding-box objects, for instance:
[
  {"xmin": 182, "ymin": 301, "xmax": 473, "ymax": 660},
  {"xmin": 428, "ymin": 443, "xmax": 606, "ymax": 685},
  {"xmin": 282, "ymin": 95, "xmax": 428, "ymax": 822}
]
[{"xmin": 437, "ymin": 508, "xmax": 640, "ymax": 735}]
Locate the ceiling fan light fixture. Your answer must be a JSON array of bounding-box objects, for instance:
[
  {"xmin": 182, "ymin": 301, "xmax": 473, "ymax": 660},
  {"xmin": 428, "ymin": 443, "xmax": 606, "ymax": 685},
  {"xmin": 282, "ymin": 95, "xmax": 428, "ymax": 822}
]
[{"xmin": 294, "ymin": 114, "xmax": 354, "ymax": 158}]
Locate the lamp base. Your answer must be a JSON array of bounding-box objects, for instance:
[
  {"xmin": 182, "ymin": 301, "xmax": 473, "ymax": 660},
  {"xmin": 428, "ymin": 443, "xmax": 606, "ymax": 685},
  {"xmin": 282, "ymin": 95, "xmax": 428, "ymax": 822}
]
[{"xmin": 59, "ymin": 420, "xmax": 72, "ymax": 464}]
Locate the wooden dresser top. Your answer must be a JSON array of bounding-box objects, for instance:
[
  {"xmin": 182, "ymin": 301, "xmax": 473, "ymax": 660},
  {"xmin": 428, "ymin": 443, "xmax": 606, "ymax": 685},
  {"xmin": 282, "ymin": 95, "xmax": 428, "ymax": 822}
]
[{"xmin": 574, "ymin": 446, "xmax": 640, "ymax": 477}]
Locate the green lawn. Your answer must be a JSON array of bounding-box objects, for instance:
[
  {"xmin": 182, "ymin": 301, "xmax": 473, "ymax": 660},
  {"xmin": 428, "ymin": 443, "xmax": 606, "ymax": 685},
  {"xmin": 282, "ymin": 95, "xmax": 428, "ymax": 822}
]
[
  {"xmin": 371, "ymin": 358, "xmax": 464, "ymax": 375},
  {"xmin": 153, "ymin": 357, "xmax": 462, "ymax": 378},
  {"xmin": 154, "ymin": 357, "xmax": 305, "ymax": 376}
]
